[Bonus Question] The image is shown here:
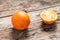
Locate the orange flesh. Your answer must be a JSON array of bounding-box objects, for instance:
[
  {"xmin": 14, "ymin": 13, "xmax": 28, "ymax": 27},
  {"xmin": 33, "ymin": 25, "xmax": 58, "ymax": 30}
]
[{"xmin": 40, "ymin": 10, "xmax": 58, "ymax": 24}]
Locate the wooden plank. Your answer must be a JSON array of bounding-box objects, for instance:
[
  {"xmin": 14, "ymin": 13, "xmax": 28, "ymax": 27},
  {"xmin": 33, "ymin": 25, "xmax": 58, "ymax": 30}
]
[
  {"xmin": 0, "ymin": 0, "xmax": 60, "ymax": 40},
  {"xmin": 0, "ymin": 16, "xmax": 60, "ymax": 40},
  {"xmin": 0, "ymin": 5, "xmax": 60, "ymax": 22},
  {"xmin": 0, "ymin": 6, "xmax": 60, "ymax": 40},
  {"xmin": 0, "ymin": 0, "xmax": 60, "ymax": 17}
]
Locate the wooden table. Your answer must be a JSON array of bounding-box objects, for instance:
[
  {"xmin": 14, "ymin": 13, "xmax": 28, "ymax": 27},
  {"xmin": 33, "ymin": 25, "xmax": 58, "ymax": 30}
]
[{"xmin": 0, "ymin": 0, "xmax": 60, "ymax": 40}]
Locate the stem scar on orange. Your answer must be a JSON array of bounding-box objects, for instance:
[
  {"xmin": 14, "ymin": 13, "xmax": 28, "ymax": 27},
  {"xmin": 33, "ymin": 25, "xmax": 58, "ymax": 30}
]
[
  {"xmin": 12, "ymin": 10, "xmax": 30, "ymax": 30},
  {"xmin": 40, "ymin": 10, "xmax": 58, "ymax": 24}
]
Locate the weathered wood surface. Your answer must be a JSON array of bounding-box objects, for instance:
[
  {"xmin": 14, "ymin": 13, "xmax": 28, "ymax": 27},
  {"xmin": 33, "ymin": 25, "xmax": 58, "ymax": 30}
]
[
  {"xmin": 0, "ymin": 6, "xmax": 60, "ymax": 40},
  {"xmin": 0, "ymin": 0, "xmax": 60, "ymax": 40},
  {"xmin": 0, "ymin": 0, "xmax": 60, "ymax": 17}
]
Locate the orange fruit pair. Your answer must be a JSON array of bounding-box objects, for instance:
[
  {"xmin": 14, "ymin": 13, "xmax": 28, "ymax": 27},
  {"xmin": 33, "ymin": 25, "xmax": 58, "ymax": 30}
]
[
  {"xmin": 40, "ymin": 10, "xmax": 58, "ymax": 24},
  {"xmin": 12, "ymin": 10, "xmax": 58, "ymax": 30}
]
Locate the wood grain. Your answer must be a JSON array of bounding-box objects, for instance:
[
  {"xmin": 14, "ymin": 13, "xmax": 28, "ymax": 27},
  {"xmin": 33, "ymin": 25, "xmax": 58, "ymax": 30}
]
[
  {"xmin": 0, "ymin": 0, "xmax": 60, "ymax": 40},
  {"xmin": 0, "ymin": 15, "xmax": 60, "ymax": 40},
  {"xmin": 0, "ymin": 8, "xmax": 60, "ymax": 40},
  {"xmin": 0, "ymin": 0, "xmax": 60, "ymax": 17}
]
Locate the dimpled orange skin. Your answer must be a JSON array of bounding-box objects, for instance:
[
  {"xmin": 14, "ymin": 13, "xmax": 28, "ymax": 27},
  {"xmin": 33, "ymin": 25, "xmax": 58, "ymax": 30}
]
[
  {"xmin": 12, "ymin": 11, "xmax": 30, "ymax": 30},
  {"xmin": 40, "ymin": 10, "xmax": 58, "ymax": 24}
]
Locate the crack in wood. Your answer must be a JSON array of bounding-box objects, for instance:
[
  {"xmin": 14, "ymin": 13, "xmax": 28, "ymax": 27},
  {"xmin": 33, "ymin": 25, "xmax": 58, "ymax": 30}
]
[{"xmin": 0, "ymin": 3, "xmax": 60, "ymax": 18}]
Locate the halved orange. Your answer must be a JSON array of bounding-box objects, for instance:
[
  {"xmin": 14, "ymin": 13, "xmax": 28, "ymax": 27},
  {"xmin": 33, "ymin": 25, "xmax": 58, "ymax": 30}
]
[{"xmin": 40, "ymin": 10, "xmax": 58, "ymax": 24}]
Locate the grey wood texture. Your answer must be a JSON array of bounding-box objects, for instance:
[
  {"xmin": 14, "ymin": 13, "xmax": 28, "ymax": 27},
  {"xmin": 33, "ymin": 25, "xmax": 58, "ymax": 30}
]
[
  {"xmin": 0, "ymin": 0, "xmax": 60, "ymax": 40},
  {"xmin": 0, "ymin": 0, "xmax": 60, "ymax": 17}
]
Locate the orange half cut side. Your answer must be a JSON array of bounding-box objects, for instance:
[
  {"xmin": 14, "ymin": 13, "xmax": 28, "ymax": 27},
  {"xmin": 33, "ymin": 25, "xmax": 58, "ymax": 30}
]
[{"xmin": 40, "ymin": 10, "xmax": 58, "ymax": 24}]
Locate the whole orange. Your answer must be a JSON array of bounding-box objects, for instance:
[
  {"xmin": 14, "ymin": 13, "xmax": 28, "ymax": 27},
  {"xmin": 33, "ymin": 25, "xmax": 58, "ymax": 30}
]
[
  {"xmin": 12, "ymin": 10, "xmax": 30, "ymax": 30},
  {"xmin": 40, "ymin": 10, "xmax": 58, "ymax": 24}
]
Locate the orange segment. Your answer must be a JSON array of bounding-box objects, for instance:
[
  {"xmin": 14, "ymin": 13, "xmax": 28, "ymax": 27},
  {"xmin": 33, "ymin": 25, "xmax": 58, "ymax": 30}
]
[{"xmin": 40, "ymin": 10, "xmax": 58, "ymax": 24}]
